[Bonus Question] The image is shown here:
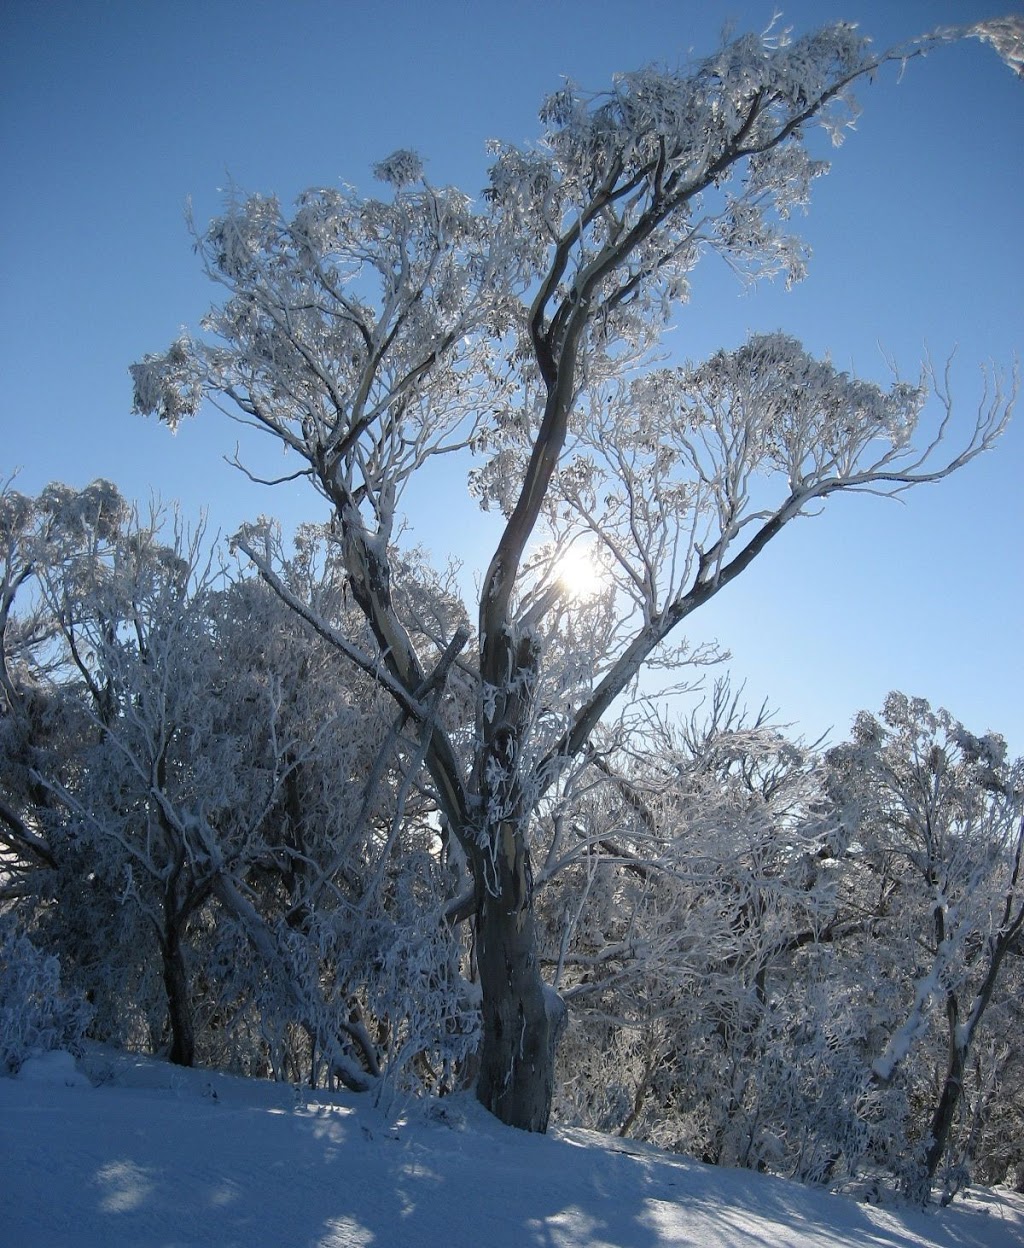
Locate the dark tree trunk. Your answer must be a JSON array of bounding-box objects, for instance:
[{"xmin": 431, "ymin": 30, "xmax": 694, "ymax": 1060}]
[
  {"xmin": 470, "ymin": 616, "xmax": 567, "ymax": 1131},
  {"xmin": 923, "ymin": 931, "xmax": 1014, "ymax": 1190},
  {"xmin": 161, "ymin": 922, "xmax": 195, "ymax": 1067},
  {"xmin": 924, "ymin": 1037, "xmax": 966, "ymax": 1185},
  {"xmin": 473, "ymin": 821, "xmax": 564, "ymax": 1132},
  {"xmin": 475, "ymin": 890, "xmax": 559, "ymax": 1132}
]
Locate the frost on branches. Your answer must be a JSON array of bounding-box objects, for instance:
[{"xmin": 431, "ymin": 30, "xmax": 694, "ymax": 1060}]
[
  {"xmin": 125, "ymin": 18, "xmax": 1024, "ymax": 1136},
  {"xmin": 825, "ymin": 695, "xmax": 1024, "ymax": 1203},
  {"xmin": 5, "ymin": 501, "xmax": 1022, "ymax": 1193},
  {"xmin": 543, "ymin": 688, "xmax": 1023, "ymax": 1198},
  {"xmin": 0, "ymin": 483, "xmax": 481, "ymax": 1092}
]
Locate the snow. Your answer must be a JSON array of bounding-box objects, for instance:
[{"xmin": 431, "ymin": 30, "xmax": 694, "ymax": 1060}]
[
  {"xmin": 12, "ymin": 1048, "xmax": 91, "ymax": 1088},
  {"xmin": 2, "ymin": 1048, "xmax": 1021, "ymax": 1248}
]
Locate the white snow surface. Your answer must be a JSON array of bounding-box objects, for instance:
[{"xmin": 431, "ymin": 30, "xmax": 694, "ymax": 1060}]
[{"xmin": 2, "ymin": 1048, "xmax": 1022, "ymax": 1248}]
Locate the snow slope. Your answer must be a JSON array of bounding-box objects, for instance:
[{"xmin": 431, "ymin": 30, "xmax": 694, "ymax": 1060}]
[{"xmin": 2, "ymin": 1049, "xmax": 1021, "ymax": 1248}]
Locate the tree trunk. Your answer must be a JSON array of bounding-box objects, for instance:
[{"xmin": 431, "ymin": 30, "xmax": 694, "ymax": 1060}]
[
  {"xmin": 924, "ymin": 1033, "xmax": 966, "ymax": 1186},
  {"xmin": 475, "ymin": 890, "xmax": 560, "ymax": 1131},
  {"xmin": 473, "ymin": 822, "xmax": 565, "ymax": 1131},
  {"xmin": 923, "ymin": 928, "xmax": 1015, "ymax": 1190},
  {"xmin": 470, "ymin": 616, "xmax": 567, "ymax": 1131},
  {"xmin": 161, "ymin": 922, "xmax": 195, "ymax": 1067}
]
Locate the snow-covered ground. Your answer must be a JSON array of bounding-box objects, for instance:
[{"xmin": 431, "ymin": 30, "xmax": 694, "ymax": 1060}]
[{"xmin": 2, "ymin": 1049, "xmax": 1022, "ymax": 1248}]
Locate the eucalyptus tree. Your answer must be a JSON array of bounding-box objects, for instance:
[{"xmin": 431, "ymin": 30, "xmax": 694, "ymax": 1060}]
[
  {"xmin": 1, "ymin": 480, "xmax": 477, "ymax": 1083},
  {"xmin": 1, "ymin": 483, "xmax": 322, "ymax": 1066},
  {"xmin": 0, "ymin": 481, "xmax": 197, "ymax": 1053},
  {"xmin": 826, "ymin": 695, "xmax": 1024, "ymax": 1202},
  {"xmin": 132, "ymin": 19, "xmax": 1018, "ymax": 1129},
  {"xmin": 21, "ymin": 496, "xmax": 250, "ymax": 1065},
  {"xmin": 545, "ymin": 686, "xmax": 851, "ymax": 1172},
  {"xmin": 0, "ymin": 479, "xmax": 131, "ymax": 900}
]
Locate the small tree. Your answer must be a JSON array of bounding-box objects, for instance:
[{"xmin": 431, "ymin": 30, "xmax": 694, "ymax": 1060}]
[
  {"xmin": 132, "ymin": 20, "xmax": 1019, "ymax": 1129},
  {"xmin": 826, "ymin": 694, "xmax": 1024, "ymax": 1202},
  {"xmin": 545, "ymin": 689, "xmax": 832, "ymax": 1150}
]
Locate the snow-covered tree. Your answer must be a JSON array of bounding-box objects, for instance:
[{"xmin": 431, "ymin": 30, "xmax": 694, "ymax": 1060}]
[
  {"xmin": 547, "ymin": 690, "xmax": 1023, "ymax": 1197},
  {"xmin": 825, "ymin": 694, "xmax": 1024, "ymax": 1202},
  {"xmin": 132, "ymin": 20, "xmax": 1017, "ymax": 1130},
  {"xmin": 545, "ymin": 686, "xmax": 849, "ymax": 1171},
  {"xmin": 0, "ymin": 479, "xmax": 127, "ymax": 899},
  {"xmin": 2, "ymin": 488, "xmax": 478, "ymax": 1085},
  {"xmin": 0, "ymin": 914, "xmax": 91, "ymax": 1074}
]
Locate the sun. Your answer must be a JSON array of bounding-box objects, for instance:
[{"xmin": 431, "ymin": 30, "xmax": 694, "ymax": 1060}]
[{"xmin": 555, "ymin": 544, "xmax": 605, "ymax": 600}]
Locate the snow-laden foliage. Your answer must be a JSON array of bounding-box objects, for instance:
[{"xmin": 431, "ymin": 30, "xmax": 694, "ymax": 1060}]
[
  {"xmin": 373, "ymin": 148, "xmax": 426, "ymax": 188},
  {"xmin": 488, "ymin": 21, "xmax": 870, "ymax": 318},
  {"xmin": 541, "ymin": 684, "xmax": 1024, "ymax": 1198},
  {"xmin": 0, "ymin": 489, "xmax": 481, "ymax": 1092},
  {"xmin": 3, "ymin": 477, "xmax": 1022, "ymax": 1193},
  {"xmin": 116, "ymin": 12, "xmax": 1020, "ymax": 1145},
  {"xmin": 0, "ymin": 916, "xmax": 91, "ymax": 1074},
  {"xmin": 971, "ymin": 17, "xmax": 1024, "ymax": 77}
]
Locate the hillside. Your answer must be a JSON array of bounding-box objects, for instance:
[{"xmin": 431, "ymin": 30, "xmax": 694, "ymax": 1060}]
[{"xmin": 2, "ymin": 1048, "xmax": 1021, "ymax": 1247}]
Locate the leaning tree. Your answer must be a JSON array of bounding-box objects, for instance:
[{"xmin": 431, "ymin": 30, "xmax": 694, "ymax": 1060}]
[{"xmin": 132, "ymin": 18, "xmax": 1019, "ymax": 1130}]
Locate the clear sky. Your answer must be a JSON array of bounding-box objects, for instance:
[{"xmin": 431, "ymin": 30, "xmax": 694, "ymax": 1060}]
[{"xmin": 2, "ymin": 0, "xmax": 1021, "ymax": 753}]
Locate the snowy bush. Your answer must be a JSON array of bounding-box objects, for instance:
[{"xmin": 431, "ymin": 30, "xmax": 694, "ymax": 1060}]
[
  {"xmin": 0, "ymin": 918, "xmax": 92, "ymax": 1075},
  {"xmin": 355, "ymin": 861, "xmax": 481, "ymax": 1104}
]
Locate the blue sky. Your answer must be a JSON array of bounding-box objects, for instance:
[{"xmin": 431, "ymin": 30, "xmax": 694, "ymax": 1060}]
[{"xmin": 2, "ymin": 0, "xmax": 1021, "ymax": 752}]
